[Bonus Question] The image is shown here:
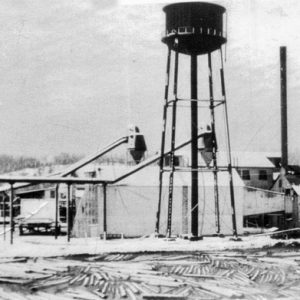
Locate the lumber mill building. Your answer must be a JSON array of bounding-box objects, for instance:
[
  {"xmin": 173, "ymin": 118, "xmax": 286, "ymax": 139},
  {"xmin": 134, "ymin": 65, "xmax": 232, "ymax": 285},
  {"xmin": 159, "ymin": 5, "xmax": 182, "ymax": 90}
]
[
  {"xmin": 0, "ymin": 162, "xmax": 244, "ymax": 237},
  {"xmin": 72, "ymin": 164, "xmax": 245, "ymax": 237},
  {"xmin": 0, "ymin": 152, "xmax": 288, "ymax": 238}
]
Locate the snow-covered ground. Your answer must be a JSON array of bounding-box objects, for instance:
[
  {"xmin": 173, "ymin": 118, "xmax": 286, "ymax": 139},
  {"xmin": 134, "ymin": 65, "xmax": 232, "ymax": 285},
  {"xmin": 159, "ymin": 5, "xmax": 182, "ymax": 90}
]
[{"xmin": 0, "ymin": 234, "xmax": 294, "ymax": 258}]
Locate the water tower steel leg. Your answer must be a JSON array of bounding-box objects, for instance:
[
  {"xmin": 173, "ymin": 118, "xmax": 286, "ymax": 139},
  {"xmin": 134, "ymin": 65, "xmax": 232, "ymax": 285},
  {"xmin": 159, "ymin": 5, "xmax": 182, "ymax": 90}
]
[
  {"xmin": 191, "ymin": 54, "xmax": 199, "ymax": 237},
  {"xmin": 67, "ymin": 184, "xmax": 71, "ymax": 242},
  {"xmin": 208, "ymin": 52, "xmax": 220, "ymax": 234},
  {"xmin": 55, "ymin": 184, "xmax": 59, "ymax": 239},
  {"xmin": 10, "ymin": 183, "xmax": 14, "ymax": 245},
  {"xmin": 167, "ymin": 43, "xmax": 179, "ymax": 238},
  {"xmin": 220, "ymin": 49, "xmax": 238, "ymax": 238},
  {"xmin": 156, "ymin": 47, "xmax": 171, "ymax": 234}
]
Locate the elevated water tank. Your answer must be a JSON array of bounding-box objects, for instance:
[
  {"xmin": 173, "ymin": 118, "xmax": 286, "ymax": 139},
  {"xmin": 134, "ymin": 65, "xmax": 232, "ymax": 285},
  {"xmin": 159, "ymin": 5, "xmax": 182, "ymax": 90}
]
[{"xmin": 162, "ymin": 2, "xmax": 226, "ymax": 55}]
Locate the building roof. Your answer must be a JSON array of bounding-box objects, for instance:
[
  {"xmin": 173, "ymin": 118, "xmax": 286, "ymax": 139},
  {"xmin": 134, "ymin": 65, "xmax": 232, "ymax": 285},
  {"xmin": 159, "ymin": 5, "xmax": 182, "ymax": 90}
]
[
  {"xmin": 78, "ymin": 164, "xmax": 244, "ymax": 187},
  {"xmin": 272, "ymin": 171, "xmax": 300, "ymax": 195},
  {"xmin": 292, "ymin": 184, "xmax": 300, "ymax": 195},
  {"xmin": 265, "ymin": 153, "xmax": 281, "ymax": 168},
  {"xmin": 223, "ymin": 152, "xmax": 277, "ymax": 168},
  {"xmin": 175, "ymin": 150, "xmax": 277, "ymax": 168},
  {"xmin": 0, "ymin": 155, "xmax": 247, "ymax": 192}
]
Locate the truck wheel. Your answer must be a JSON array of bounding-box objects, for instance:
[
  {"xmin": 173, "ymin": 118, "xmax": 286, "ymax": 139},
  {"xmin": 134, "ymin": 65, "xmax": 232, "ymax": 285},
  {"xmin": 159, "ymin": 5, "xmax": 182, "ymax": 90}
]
[{"xmin": 19, "ymin": 226, "xmax": 23, "ymax": 236}]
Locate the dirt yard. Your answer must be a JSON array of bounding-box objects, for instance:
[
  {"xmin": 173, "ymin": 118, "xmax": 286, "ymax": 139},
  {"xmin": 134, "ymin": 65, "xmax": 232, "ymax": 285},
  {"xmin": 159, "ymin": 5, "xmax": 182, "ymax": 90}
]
[{"xmin": 0, "ymin": 237, "xmax": 300, "ymax": 299}]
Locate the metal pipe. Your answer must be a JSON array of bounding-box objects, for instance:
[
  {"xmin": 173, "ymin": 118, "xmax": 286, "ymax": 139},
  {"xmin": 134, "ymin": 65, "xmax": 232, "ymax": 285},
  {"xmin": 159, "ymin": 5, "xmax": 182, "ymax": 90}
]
[
  {"xmin": 156, "ymin": 46, "xmax": 172, "ymax": 234},
  {"xmin": 10, "ymin": 183, "xmax": 14, "ymax": 245},
  {"xmin": 191, "ymin": 54, "xmax": 198, "ymax": 238},
  {"xmin": 280, "ymin": 46, "xmax": 288, "ymax": 169},
  {"xmin": 67, "ymin": 184, "xmax": 71, "ymax": 242},
  {"xmin": 208, "ymin": 52, "xmax": 220, "ymax": 234},
  {"xmin": 60, "ymin": 136, "xmax": 129, "ymax": 176},
  {"xmin": 55, "ymin": 184, "xmax": 59, "ymax": 239},
  {"xmin": 167, "ymin": 40, "xmax": 179, "ymax": 237}
]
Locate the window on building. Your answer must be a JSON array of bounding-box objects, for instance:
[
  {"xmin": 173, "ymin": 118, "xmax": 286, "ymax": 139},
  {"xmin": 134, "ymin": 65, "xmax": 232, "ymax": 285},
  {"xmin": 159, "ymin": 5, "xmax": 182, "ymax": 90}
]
[
  {"xmin": 258, "ymin": 170, "xmax": 268, "ymax": 181},
  {"xmin": 164, "ymin": 155, "xmax": 181, "ymax": 167},
  {"xmin": 50, "ymin": 190, "xmax": 56, "ymax": 198},
  {"xmin": 85, "ymin": 171, "xmax": 96, "ymax": 178},
  {"xmin": 285, "ymin": 188, "xmax": 292, "ymax": 196},
  {"xmin": 241, "ymin": 170, "xmax": 250, "ymax": 180}
]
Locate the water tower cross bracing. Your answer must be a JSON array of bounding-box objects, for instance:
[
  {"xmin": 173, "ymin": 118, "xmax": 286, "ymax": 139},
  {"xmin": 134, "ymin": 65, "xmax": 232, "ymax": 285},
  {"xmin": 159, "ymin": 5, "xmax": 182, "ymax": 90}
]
[{"xmin": 155, "ymin": 2, "xmax": 238, "ymax": 239}]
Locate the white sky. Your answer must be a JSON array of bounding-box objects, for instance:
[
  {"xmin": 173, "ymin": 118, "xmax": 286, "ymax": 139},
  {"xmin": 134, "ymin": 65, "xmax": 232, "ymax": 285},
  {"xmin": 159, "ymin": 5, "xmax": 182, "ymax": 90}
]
[{"xmin": 0, "ymin": 0, "xmax": 299, "ymax": 157}]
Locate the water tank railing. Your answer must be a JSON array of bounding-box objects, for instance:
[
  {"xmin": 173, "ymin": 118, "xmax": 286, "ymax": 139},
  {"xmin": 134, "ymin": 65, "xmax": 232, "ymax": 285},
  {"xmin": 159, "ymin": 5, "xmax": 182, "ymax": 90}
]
[
  {"xmin": 162, "ymin": 26, "xmax": 225, "ymax": 39},
  {"xmin": 178, "ymin": 26, "xmax": 194, "ymax": 34}
]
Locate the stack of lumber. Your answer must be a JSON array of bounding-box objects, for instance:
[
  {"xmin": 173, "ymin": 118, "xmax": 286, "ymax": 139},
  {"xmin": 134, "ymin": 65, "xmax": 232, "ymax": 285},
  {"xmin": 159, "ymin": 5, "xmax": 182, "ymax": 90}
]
[{"xmin": 0, "ymin": 250, "xmax": 300, "ymax": 299}]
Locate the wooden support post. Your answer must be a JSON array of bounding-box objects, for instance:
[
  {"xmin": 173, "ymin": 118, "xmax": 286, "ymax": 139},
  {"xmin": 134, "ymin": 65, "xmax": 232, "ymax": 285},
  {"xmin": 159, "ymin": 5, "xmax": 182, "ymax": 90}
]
[
  {"xmin": 3, "ymin": 194, "xmax": 6, "ymax": 241},
  {"xmin": 67, "ymin": 184, "xmax": 71, "ymax": 242},
  {"xmin": 55, "ymin": 184, "xmax": 59, "ymax": 239},
  {"xmin": 103, "ymin": 183, "xmax": 107, "ymax": 239},
  {"xmin": 10, "ymin": 183, "xmax": 14, "ymax": 245},
  {"xmin": 297, "ymin": 195, "xmax": 300, "ymax": 228},
  {"xmin": 182, "ymin": 185, "xmax": 188, "ymax": 234}
]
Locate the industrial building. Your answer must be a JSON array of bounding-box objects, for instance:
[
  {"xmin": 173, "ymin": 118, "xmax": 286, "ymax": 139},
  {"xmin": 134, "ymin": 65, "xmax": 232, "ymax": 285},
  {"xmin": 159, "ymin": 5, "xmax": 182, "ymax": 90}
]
[
  {"xmin": 0, "ymin": 152, "xmax": 286, "ymax": 239},
  {"xmin": 71, "ymin": 165, "xmax": 244, "ymax": 237}
]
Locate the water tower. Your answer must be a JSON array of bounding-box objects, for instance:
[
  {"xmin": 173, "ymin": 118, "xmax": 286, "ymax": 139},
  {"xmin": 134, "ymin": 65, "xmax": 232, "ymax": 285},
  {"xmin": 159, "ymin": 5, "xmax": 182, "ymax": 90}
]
[{"xmin": 155, "ymin": 2, "xmax": 239, "ymax": 239}]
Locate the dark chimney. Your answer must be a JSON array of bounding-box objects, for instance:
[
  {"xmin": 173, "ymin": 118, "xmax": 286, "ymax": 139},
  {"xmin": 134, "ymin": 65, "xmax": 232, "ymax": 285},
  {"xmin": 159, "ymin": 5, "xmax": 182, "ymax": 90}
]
[{"xmin": 280, "ymin": 46, "xmax": 288, "ymax": 169}]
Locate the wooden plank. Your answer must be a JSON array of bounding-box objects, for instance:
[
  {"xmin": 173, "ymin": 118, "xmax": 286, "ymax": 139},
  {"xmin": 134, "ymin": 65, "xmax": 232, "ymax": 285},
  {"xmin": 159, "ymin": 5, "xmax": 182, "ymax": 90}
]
[{"xmin": 143, "ymin": 294, "xmax": 187, "ymax": 300}]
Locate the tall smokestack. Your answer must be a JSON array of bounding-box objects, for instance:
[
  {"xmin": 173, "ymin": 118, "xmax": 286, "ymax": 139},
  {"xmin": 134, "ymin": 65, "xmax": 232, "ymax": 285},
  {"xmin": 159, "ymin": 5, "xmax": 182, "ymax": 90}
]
[{"xmin": 280, "ymin": 46, "xmax": 288, "ymax": 170}]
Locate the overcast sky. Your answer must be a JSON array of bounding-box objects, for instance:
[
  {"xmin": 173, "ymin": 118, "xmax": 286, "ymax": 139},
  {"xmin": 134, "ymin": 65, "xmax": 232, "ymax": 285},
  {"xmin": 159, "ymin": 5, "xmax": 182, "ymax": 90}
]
[{"xmin": 0, "ymin": 0, "xmax": 299, "ymax": 158}]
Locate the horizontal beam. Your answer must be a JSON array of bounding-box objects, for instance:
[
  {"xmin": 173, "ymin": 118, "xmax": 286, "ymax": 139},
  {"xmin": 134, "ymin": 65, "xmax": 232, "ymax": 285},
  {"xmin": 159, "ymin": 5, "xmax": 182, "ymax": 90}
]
[
  {"xmin": 0, "ymin": 176, "xmax": 113, "ymax": 185},
  {"xmin": 168, "ymin": 98, "xmax": 225, "ymax": 103}
]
